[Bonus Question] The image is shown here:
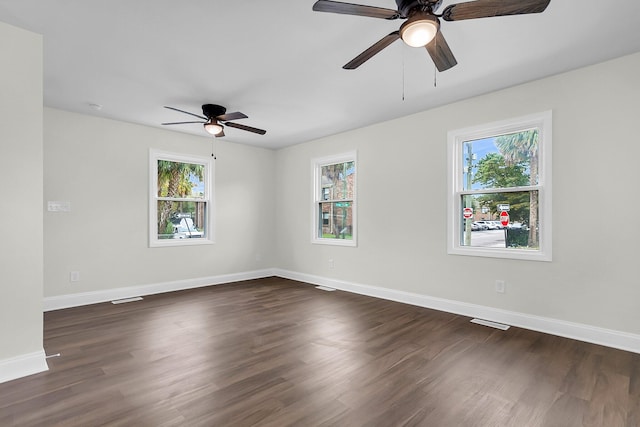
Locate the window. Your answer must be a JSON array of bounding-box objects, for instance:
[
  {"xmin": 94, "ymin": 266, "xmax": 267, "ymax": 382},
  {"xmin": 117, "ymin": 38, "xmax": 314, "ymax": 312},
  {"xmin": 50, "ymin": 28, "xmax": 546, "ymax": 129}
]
[
  {"xmin": 312, "ymin": 152, "xmax": 357, "ymax": 246},
  {"xmin": 447, "ymin": 111, "xmax": 552, "ymax": 261},
  {"xmin": 149, "ymin": 150, "xmax": 214, "ymax": 247}
]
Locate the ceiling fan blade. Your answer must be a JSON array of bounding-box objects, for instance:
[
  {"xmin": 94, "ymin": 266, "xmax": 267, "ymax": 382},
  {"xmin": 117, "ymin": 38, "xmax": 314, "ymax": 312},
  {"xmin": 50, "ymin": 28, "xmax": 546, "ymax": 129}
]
[
  {"xmin": 224, "ymin": 121, "xmax": 267, "ymax": 135},
  {"xmin": 343, "ymin": 31, "xmax": 400, "ymax": 70},
  {"xmin": 425, "ymin": 31, "xmax": 457, "ymax": 72},
  {"xmin": 442, "ymin": 0, "xmax": 550, "ymax": 21},
  {"xmin": 217, "ymin": 111, "xmax": 248, "ymax": 121},
  {"xmin": 161, "ymin": 121, "xmax": 206, "ymax": 125},
  {"xmin": 164, "ymin": 106, "xmax": 207, "ymax": 120},
  {"xmin": 313, "ymin": 0, "xmax": 399, "ymax": 19}
]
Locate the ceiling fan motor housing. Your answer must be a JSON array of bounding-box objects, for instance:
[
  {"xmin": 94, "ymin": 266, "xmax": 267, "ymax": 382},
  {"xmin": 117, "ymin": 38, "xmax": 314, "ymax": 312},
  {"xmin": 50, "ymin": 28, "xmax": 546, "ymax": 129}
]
[
  {"xmin": 395, "ymin": 0, "xmax": 442, "ymax": 16},
  {"xmin": 202, "ymin": 104, "xmax": 227, "ymax": 119}
]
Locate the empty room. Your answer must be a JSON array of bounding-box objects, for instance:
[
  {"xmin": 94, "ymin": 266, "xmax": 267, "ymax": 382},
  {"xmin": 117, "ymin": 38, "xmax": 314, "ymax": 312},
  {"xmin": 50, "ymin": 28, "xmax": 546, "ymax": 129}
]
[{"xmin": 1, "ymin": 0, "xmax": 640, "ymax": 425}]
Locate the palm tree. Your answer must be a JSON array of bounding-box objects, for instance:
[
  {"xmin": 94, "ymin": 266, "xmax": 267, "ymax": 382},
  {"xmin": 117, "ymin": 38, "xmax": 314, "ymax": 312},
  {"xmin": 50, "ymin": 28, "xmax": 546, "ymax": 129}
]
[
  {"xmin": 495, "ymin": 129, "xmax": 539, "ymax": 247},
  {"xmin": 157, "ymin": 160, "xmax": 204, "ymax": 235}
]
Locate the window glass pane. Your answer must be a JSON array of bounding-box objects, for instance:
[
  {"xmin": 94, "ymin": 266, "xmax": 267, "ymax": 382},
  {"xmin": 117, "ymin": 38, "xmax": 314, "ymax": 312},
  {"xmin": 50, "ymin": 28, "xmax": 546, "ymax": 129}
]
[
  {"xmin": 318, "ymin": 202, "xmax": 353, "ymax": 240},
  {"xmin": 463, "ymin": 130, "xmax": 539, "ymax": 191},
  {"xmin": 157, "ymin": 201, "xmax": 206, "ymax": 239},
  {"xmin": 321, "ymin": 161, "xmax": 355, "ymax": 200},
  {"xmin": 157, "ymin": 160, "xmax": 206, "ymax": 199},
  {"xmin": 460, "ymin": 191, "xmax": 539, "ymax": 249}
]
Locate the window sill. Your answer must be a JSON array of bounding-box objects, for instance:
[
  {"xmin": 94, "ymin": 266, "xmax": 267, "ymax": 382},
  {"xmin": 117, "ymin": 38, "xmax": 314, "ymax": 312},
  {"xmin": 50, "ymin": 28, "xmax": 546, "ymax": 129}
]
[
  {"xmin": 448, "ymin": 246, "xmax": 551, "ymax": 262},
  {"xmin": 150, "ymin": 238, "xmax": 215, "ymax": 248},
  {"xmin": 312, "ymin": 238, "xmax": 357, "ymax": 247}
]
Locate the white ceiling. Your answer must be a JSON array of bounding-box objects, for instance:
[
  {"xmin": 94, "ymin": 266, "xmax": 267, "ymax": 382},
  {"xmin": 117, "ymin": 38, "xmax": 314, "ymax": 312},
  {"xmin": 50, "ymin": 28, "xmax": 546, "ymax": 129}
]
[{"xmin": 1, "ymin": 0, "xmax": 640, "ymax": 149}]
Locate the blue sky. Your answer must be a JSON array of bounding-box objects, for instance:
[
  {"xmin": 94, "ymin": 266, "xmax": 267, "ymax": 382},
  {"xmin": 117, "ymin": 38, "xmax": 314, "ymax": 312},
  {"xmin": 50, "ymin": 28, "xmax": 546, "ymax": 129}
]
[
  {"xmin": 463, "ymin": 137, "xmax": 497, "ymax": 190},
  {"xmin": 189, "ymin": 172, "xmax": 205, "ymax": 197}
]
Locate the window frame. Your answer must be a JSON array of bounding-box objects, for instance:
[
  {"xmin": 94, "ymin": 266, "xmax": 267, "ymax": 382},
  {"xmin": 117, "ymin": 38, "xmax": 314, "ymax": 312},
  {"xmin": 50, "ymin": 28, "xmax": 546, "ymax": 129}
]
[
  {"xmin": 447, "ymin": 111, "xmax": 552, "ymax": 261},
  {"xmin": 311, "ymin": 151, "xmax": 357, "ymax": 247},
  {"xmin": 149, "ymin": 149, "xmax": 215, "ymax": 248}
]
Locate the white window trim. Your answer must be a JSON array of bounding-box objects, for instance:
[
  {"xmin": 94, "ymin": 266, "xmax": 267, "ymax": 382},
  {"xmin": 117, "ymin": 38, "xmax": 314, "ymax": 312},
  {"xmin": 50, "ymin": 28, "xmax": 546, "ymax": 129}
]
[
  {"xmin": 311, "ymin": 151, "xmax": 357, "ymax": 247},
  {"xmin": 149, "ymin": 149, "xmax": 215, "ymax": 248},
  {"xmin": 447, "ymin": 111, "xmax": 552, "ymax": 261}
]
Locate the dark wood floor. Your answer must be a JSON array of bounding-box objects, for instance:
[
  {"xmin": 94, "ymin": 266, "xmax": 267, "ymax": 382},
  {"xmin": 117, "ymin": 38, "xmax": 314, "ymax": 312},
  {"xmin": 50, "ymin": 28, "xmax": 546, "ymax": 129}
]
[{"xmin": 1, "ymin": 277, "xmax": 638, "ymax": 426}]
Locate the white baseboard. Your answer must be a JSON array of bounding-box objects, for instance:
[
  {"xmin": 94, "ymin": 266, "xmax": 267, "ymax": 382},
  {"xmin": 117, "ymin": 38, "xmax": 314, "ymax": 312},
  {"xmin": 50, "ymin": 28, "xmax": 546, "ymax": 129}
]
[
  {"xmin": 44, "ymin": 269, "xmax": 276, "ymax": 312},
  {"xmin": 273, "ymin": 268, "xmax": 640, "ymax": 354},
  {"xmin": 0, "ymin": 349, "xmax": 48, "ymax": 384}
]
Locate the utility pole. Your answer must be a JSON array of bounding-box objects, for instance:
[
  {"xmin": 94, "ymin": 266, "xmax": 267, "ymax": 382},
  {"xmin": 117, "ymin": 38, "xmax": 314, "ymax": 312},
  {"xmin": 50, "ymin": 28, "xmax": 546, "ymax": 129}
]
[{"xmin": 464, "ymin": 143, "xmax": 473, "ymax": 246}]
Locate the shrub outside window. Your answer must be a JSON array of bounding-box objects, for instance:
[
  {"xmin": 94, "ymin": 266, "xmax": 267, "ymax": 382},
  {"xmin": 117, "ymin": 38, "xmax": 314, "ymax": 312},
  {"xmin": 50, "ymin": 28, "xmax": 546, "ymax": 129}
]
[
  {"xmin": 447, "ymin": 111, "xmax": 552, "ymax": 261},
  {"xmin": 149, "ymin": 150, "xmax": 214, "ymax": 247},
  {"xmin": 312, "ymin": 152, "xmax": 357, "ymax": 246}
]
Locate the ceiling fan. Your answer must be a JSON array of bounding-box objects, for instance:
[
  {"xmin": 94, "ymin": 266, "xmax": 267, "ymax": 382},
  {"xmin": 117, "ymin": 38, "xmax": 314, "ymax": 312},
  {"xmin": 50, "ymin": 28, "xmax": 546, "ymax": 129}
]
[
  {"xmin": 162, "ymin": 104, "xmax": 266, "ymax": 137},
  {"xmin": 312, "ymin": 0, "xmax": 551, "ymax": 72}
]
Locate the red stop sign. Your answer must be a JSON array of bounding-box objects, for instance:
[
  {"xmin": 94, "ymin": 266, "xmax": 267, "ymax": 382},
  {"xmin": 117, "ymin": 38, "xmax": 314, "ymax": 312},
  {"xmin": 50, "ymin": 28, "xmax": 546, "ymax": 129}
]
[{"xmin": 500, "ymin": 210, "xmax": 509, "ymax": 227}]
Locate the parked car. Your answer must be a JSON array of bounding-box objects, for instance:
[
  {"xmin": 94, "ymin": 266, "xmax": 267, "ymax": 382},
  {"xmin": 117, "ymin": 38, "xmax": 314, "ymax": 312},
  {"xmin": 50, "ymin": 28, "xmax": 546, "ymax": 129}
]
[
  {"xmin": 472, "ymin": 221, "xmax": 488, "ymax": 230},
  {"xmin": 478, "ymin": 220, "xmax": 500, "ymax": 230},
  {"xmin": 488, "ymin": 221, "xmax": 504, "ymax": 229},
  {"xmin": 474, "ymin": 221, "xmax": 493, "ymax": 230},
  {"xmin": 171, "ymin": 217, "xmax": 204, "ymax": 239}
]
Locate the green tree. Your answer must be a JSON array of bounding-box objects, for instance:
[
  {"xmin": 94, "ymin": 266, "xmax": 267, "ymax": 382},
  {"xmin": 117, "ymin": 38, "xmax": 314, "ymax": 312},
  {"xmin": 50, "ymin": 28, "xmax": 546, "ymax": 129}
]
[
  {"xmin": 157, "ymin": 161, "xmax": 204, "ymax": 235},
  {"xmin": 495, "ymin": 130, "xmax": 539, "ymax": 246},
  {"xmin": 473, "ymin": 152, "xmax": 530, "ymax": 221},
  {"xmin": 473, "ymin": 152, "xmax": 528, "ymax": 188}
]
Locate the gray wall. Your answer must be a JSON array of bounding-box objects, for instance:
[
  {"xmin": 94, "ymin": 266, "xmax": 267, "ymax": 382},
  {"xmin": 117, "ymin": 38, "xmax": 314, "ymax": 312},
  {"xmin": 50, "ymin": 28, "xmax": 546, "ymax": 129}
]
[
  {"xmin": 0, "ymin": 22, "xmax": 44, "ymax": 366},
  {"xmin": 275, "ymin": 52, "xmax": 640, "ymax": 336},
  {"xmin": 44, "ymin": 108, "xmax": 276, "ymax": 297}
]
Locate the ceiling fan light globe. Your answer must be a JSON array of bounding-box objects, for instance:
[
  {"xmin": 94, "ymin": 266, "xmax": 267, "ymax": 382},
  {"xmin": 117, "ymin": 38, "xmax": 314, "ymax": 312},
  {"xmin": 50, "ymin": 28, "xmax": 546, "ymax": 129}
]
[
  {"xmin": 204, "ymin": 121, "xmax": 223, "ymax": 136},
  {"xmin": 400, "ymin": 14, "xmax": 439, "ymax": 47}
]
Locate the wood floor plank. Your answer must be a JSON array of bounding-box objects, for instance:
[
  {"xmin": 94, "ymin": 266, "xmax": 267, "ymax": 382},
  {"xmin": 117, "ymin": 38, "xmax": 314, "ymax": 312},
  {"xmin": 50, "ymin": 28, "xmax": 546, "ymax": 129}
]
[
  {"xmin": 583, "ymin": 370, "xmax": 628, "ymax": 427},
  {"xmin": 0, "ymin": 277, "xmax": 638, "ymax": 426}
]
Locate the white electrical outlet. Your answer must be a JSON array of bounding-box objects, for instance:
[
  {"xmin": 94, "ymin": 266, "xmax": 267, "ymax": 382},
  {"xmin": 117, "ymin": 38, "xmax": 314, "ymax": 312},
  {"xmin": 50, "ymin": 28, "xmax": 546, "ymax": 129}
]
[
  {"xmin": 495, "ymin": 280, "xmax": 505, "ymax": 293},
  {"xmin": 328, "ymin": 259, "xmax": 334, "ymax": 269},
  {"xmin": 70, "ymin": 271, "xmax": 80, "ymax": 282}
]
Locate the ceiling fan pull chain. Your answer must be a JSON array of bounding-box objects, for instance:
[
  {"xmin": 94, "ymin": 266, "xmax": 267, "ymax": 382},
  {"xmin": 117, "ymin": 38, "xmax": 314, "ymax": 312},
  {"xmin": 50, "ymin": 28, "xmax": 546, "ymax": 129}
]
[
  {"xmin": 402, "ymin": 44, "xmax": 405, "ymax": 101},
  {"xmin": 433, "ymin": 35, "xmax": 437, "ymax": 88},
  {"xmin": 434, "ymin": 65, "xmax": 437, "ymax": 87},
  {"xmin": 211, "ymin": 139, "xmax": 217, "ymax": 160}
]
